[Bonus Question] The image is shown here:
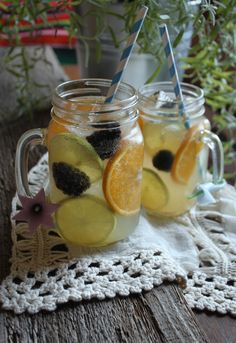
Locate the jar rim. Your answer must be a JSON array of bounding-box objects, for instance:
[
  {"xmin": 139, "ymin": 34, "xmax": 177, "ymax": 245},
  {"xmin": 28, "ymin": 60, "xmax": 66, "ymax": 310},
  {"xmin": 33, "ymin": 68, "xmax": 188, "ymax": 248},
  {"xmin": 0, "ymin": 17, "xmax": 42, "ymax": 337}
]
[
  {"xmin": 138, "ymin": 82, "xmax": 205, "ymax": 121},
  {"xmin": 53, "ymin": 78, "xmax": 138, "ymax": 113}
]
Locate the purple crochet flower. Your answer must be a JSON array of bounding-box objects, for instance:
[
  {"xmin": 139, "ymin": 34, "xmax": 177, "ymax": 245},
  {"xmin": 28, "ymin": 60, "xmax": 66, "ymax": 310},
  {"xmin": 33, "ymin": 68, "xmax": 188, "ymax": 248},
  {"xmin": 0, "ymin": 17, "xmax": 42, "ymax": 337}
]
[{"xmin": 13, "ymin": 189, "xmax": 59, "ymax": 233}]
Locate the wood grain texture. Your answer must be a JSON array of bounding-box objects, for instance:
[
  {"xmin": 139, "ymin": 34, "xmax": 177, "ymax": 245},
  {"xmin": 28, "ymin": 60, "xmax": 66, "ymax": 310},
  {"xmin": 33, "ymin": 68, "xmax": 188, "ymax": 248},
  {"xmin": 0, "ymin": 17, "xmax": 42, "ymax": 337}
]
[
  {"xmin": 0, "ymin": 284, "xmax": 209, "ymax": 343},
  {"xmin": 0, "ymin": 107, "xmax": 232, "ymax": 343},
  {"xmin": 196, "ymin": 313, "xmax": 236, "ymax": 343}
]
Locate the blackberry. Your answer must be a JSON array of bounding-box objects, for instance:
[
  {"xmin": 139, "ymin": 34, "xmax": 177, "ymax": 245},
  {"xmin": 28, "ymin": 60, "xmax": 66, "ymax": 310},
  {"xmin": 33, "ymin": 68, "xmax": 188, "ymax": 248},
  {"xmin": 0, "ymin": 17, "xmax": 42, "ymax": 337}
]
[
  {"xmin": 152, "ymin": 150, "xmax": 174, "ymax": 172},
  {"xmin": 53, "ymin": 162, "xmax": 90, "ymax": 196},
  {"xmin": 86, "ymin": 121, "xmax": 121, "ymax": 160}
]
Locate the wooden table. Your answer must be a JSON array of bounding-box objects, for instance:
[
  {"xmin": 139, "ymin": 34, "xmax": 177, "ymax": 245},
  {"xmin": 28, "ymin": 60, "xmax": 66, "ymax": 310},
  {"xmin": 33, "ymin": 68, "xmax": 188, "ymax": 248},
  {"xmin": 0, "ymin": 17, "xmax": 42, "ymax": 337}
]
[{"xmin": 0, "ymin": 70, "xmax": 235, "ymax": 343}]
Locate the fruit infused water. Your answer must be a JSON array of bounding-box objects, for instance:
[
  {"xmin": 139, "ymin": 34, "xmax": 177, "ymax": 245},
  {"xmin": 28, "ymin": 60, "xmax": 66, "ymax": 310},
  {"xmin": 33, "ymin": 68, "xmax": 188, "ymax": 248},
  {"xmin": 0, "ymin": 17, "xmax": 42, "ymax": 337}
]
[
  {"xmin": 138, "ymin": 82, "xmax": 217, "ymax": 217},
  {"xmin": 46, "ymin": 80, "xmax": 144, "ymax": 246}
]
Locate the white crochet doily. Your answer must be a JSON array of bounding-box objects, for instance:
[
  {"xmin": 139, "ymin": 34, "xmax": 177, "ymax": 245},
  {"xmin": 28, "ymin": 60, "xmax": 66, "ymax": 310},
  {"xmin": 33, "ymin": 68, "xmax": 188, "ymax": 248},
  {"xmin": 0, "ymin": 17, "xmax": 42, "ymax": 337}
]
[{"xmin": 0, "ymin": 154, "xmax": 236, "ymax": 315}]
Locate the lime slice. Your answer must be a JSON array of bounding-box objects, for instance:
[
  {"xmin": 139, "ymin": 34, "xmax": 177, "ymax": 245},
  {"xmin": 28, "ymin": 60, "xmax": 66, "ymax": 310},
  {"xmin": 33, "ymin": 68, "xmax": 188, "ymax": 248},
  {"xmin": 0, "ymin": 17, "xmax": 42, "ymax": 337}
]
[
  {"xmin": 55, "ymin": 195, "xmax": 116, "ymax": 246},
  {"xmin": 49, "ymin": 133, "xmax": 103, "ymax": 183},
  {"xmin": 141, "ymin": 168, "xmax": 168, "ymax": 212}
]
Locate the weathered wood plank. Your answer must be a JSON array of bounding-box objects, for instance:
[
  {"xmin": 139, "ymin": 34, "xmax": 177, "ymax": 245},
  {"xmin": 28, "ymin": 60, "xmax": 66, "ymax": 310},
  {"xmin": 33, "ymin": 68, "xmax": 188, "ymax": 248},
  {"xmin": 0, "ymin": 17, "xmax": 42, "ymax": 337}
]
[
  {"xmin": 1, "ymin": 283, "xmax": 209, "ymax": 343},
  {"xmin": 143, "ymin": 285, "xmax": 209, "ymax": 343},
  {"xmin": 196, "ymin": 313, "xmax": 236, "ymax": 343}
]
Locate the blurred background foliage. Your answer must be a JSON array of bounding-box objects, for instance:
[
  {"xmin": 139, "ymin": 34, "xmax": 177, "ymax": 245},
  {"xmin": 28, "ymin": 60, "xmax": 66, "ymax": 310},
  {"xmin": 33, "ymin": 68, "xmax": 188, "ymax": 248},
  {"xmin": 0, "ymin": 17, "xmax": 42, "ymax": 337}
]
[{"xmin": 0, "ymin": 0, "xmax": 235, "ymax": 183}]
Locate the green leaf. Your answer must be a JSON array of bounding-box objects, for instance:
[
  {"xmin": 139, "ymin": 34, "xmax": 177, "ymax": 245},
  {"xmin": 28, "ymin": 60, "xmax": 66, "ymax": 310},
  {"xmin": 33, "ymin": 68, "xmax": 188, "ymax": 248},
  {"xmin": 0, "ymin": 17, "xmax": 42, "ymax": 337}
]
[
  {"xmin": 108, "ymin": 26, "xmax": 120, "ymax": 48},
  {"xmin": 173, "ymin": 29, "xmax": 185, "ymax": 48},
  {"xmin": 95, "ymin": 39, "xmax": 102, "ymax": 63}
]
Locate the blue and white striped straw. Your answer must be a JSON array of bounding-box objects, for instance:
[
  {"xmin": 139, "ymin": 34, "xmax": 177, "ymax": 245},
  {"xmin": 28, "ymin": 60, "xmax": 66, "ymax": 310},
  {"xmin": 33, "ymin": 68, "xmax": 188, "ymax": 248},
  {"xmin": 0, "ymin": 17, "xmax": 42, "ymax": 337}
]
[
  {"xmin": 159, "ymin": 24, "xmax": 190, "ymax": 129},
  {"xmin": 105, "ymin": 5, "xmax": 148, "ymax": 103}
]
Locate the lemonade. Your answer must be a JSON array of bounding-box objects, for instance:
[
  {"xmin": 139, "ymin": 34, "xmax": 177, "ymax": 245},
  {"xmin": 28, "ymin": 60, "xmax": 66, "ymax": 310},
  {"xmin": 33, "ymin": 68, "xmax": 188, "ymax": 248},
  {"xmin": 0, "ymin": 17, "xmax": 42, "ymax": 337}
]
[
  {"xmin": 138, "ymin": 82, "xmax": 222, "ymax": 217},
  {"xmin": 45, "ymin": 80, "xmax": 144, "ymax": 246},
  {"xmin": 141, "ymin": 118, "xmax": 210, "ymax": 216}
]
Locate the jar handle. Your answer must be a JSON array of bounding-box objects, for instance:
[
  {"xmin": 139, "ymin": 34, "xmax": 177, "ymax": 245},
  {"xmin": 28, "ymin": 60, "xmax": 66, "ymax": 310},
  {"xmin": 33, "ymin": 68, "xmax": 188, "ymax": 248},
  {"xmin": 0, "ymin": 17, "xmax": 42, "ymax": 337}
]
[
  {"xmin": 192, "ymin": 129, "xmax": 225, "ymax": 204},
  {"xmin": 201, "ymin": 129, "xmax": 224, "ymax": 184},
  {"xmin": 15, "ymin": 128, "xmax": 46, "ymax": 197}
]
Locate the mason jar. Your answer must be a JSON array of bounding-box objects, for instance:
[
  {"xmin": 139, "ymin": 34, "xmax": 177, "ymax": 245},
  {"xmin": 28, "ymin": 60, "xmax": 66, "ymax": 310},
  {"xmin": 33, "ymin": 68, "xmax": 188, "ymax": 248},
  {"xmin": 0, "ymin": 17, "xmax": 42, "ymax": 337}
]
[
  {"xmin": 15, "ymin": 79, "xmax": 144, "ymax": 246},
  {"xmin": 138, "ymin": 82, "xmax": 224, "ymax": 217}
]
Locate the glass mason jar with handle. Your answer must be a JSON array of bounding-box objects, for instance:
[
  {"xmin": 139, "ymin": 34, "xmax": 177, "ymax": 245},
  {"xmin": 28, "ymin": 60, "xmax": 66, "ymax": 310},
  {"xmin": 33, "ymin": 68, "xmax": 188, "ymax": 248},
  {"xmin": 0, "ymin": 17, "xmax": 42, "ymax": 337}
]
[
  {"xmin": 138, "ymin": 82, "xmax": 224, "ymax": 217},
  {"xmin": 15, "ymin": 79, "xmax": 144, "ymax": 247}
]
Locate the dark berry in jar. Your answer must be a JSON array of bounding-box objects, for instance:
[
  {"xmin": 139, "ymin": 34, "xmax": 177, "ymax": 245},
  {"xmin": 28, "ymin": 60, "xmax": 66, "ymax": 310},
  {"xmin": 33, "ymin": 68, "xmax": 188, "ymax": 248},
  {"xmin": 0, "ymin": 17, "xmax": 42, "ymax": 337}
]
[
  {"xmin": 53, "ymin": 162, "xmax": 90, "ymax": 196},
  {"xmin": 152, "ymin": 150, "xmax": 174, "ymax": 172},
  {"xmin": 86, "ymin": 121, "xmax": 121, "ymax": 160}
]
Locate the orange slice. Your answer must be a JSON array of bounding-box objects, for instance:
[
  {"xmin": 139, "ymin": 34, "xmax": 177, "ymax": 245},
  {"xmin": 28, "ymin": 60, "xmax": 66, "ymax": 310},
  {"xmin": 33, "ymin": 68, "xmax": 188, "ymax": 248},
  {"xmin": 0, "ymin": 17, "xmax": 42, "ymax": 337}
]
[
  {"xmin": 103, "ymin": 141, "xmax": 144, "ymax": 215},
  {"xmin": 47, "ymin": 119, "xmax": 69, "ymax": 145},
  {"xmin": 171, "ymin": 124, "xmax": 204, "ymax": 184},
  {"xmin": 65, "ymin": 97, "xmax": 105, "ymax": 111},
  {"xmin": 138, "ymin": 115, "xmax": 145, "ymax": 132}
]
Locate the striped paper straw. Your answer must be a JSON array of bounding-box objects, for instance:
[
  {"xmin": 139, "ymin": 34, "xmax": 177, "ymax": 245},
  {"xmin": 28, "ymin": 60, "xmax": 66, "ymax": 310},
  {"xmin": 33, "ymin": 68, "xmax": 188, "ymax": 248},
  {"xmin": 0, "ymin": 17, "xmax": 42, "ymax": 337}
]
[
  {"xmin": 105, "ymin": 5, "xmax": 148, "ymax": 103},
  {"xmin": 159, "ymin": 24, "xmax": 190, "ymax": 129}
]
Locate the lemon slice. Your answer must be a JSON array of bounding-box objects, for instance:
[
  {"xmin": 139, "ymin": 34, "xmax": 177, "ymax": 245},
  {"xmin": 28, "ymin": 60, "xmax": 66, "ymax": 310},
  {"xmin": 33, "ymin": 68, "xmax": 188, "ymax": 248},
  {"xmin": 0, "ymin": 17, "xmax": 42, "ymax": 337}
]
[
  {"xmin": 49, "ymin": 133, "xmax": 103, "ymax": 183},
  {"xmin": 55, "ymin": 195, "xmax": 116, "ymax": 246},
  {"xmin": 141, "ymin": 168, "xmax": 168, "ymax": 212}
]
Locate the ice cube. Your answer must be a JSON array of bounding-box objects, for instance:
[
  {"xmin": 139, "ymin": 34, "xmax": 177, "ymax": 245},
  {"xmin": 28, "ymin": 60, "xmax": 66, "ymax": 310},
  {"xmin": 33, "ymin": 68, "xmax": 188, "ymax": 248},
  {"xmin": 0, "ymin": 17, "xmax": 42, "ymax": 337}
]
[{"xmin": 150, "ymin": 90, "xmax": 176, "ymax": 109}]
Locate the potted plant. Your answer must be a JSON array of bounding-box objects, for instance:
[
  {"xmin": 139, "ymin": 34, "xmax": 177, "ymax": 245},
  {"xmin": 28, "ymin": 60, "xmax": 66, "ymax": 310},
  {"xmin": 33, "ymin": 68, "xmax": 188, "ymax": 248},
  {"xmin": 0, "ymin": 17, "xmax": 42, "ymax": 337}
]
[
  {"xmin": 76, "ymin": 1, "xmax": 200, "ymax": 86},
  {"xmin": 0, "ymin": 1, "xmax": 219, "ymax": 116},
  {"xmin": 0, "ymin": 0, "xmax": 235, "ymax": 182}
]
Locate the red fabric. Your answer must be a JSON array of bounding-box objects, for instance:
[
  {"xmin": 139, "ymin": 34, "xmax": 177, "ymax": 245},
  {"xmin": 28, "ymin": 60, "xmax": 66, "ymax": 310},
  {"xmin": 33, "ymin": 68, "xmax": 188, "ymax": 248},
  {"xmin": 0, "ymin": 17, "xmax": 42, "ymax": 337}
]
[
  {"xmin": 0, "ymin": 2, "xmax": 77, "ymax": 47},
  {"xmin": 0, "ymin": 29, "xmax": 76, "ymax": 47}
]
